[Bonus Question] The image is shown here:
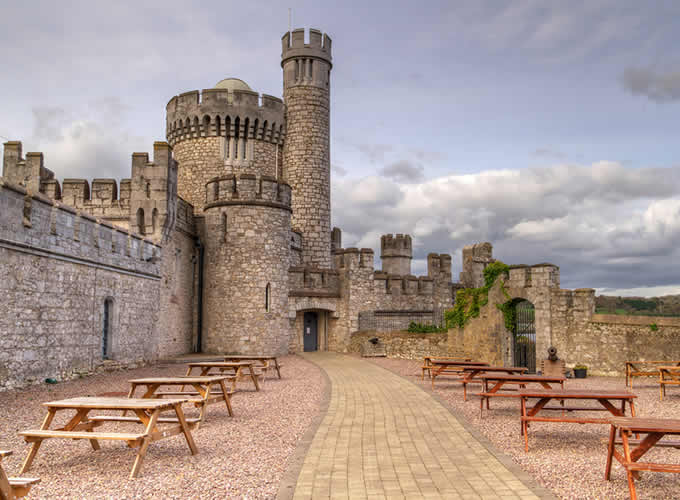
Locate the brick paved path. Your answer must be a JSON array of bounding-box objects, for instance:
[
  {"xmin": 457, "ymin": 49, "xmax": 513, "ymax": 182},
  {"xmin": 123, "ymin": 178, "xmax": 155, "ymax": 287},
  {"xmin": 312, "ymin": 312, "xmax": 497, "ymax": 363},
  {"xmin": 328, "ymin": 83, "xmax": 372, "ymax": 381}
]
[{"xmin": 290, "ymin": 352, "xmax": 551, "ymax": 500}]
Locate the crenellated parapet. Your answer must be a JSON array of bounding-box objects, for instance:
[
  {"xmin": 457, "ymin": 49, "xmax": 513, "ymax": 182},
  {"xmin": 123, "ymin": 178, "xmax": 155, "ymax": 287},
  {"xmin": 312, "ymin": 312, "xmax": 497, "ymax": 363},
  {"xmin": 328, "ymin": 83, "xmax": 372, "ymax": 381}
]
[
  {"xmin": 288, "ymin": 266, "xmax": 341, "ymax": 297},
  {"xmin": 281, "ymin": 28, "xmax": 332, "ymax": 89},
  {"xmin": 3, "ymin": 142, "xmax": 56, "ymax": 195},
  {"xmin": 0, "ymin": 177, "xmax": 161, "ymax": 276},
  {"xmin": 507, "ymin": 263, "xmax": 560, "ymax": 289},
  {"xmin": 373, "ymin": 272, "xmax": 434, "ymax": 296},
  {"xmin": 334, "ymin": 247, "xmax": 375, "ymax": 270},
  {"xmin": 166, "ymin": 89, "xmax": 285, "ymax": 148},
  {"xmin": 460, "ymin": 242, "xmax": 494, "ymax": 288},
  {"xmin": 381, "ymin": 233, "xmax": 413, "ymax": 275},
  {"xmin": 204, "ymin": 174, "xmax": 292, "ymax": 211}
]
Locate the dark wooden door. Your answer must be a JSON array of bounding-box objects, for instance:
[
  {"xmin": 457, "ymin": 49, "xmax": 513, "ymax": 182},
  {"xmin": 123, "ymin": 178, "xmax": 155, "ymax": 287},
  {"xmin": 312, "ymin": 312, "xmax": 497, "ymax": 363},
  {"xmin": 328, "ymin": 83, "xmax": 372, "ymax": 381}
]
[{"xmin": 303, "ymin": 312, "xmax": 318, "ymax": 352}]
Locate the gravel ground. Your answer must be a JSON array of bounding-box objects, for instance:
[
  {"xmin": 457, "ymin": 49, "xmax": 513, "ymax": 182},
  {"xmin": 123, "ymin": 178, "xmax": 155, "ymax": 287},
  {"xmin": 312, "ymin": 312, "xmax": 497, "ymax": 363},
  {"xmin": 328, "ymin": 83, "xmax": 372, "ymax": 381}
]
[
  {"xmin": 368, "ymin": 357, "xmax": 680, "ymax": 500},
  {"xmin": 0, "ymin": 355, "xmax": 325, "ymax": 499}
]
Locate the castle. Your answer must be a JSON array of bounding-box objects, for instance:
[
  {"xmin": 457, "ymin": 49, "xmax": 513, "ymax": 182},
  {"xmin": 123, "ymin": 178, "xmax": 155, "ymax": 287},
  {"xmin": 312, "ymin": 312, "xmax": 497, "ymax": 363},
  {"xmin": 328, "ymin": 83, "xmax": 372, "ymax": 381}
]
[
  {"xmin": 0, "ymin": 28, "xmax": 470, "ymax": 387},
  {"xmin": 4, "ymin": 28, "xmax": 680, "ymax": 389}
]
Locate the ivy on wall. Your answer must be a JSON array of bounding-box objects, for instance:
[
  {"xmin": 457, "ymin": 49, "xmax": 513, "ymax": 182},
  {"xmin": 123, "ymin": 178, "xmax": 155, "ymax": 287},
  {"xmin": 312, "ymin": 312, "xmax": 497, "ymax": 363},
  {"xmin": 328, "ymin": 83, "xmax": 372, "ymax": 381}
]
[
  {"xmin": 407, "ymin": 322, "xmax": 447, "ymax": 333},
  {"xmin": 444, "ymin": 261, "xmax": 510, "ymax": 329}
]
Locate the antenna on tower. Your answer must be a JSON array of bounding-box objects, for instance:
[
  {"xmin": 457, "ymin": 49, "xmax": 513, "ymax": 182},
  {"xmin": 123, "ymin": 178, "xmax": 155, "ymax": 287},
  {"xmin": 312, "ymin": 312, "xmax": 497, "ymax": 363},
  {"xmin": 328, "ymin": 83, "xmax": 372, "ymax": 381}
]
[{"xmin": 288, "ymin": 8, "xmax": 292, "ymax": 34}]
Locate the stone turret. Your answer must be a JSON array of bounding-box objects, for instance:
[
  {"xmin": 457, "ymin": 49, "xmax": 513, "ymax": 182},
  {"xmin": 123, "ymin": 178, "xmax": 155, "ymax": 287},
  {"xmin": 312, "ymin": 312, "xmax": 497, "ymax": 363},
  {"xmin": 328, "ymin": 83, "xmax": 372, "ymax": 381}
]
[
  {"xmin": 282, "ymin": 28, "xmax": 332, "ymax": 267},
  {"xmin": 165, "ymin": 79, "xmax": 285, "ymax": 213},
  {"xmin": 460, "ymin": 242, "xmax": 494, "ymax": 288},
  {"xmin": 380, "ymin": 233, "xmax": 412, "ymax": 275}
]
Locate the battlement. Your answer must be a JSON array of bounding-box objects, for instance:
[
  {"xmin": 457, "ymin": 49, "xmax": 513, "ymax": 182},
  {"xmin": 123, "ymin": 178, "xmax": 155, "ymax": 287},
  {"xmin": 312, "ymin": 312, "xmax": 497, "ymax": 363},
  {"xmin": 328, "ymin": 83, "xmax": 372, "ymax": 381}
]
[
  {"xmin": 3, "ymin": 141, "xmax": 55, "ymax": 194},
  {"xmin": 281, "ymin": 28, "xmax": 332, "ymax": 65},
  {"xmin": 507, "ymin": 263, "xmax": 560, "ymax": 289},
  {"xmin": 0, "ymin": 176, "xmax": 161, "ymax": 277},
  {"xmin": 380, "ymin": 233, "xmax": 412, "ymax": 256},
  {"xmin": 460, "ymin": 242, "xmax": 494, "ymax": 288},
  {"xmin": 204, "ymin": 174, "xmax": 292, "ymax": 211},
  {"xmin": 334, "ymin": 247, "xmax": 375, "ymax": 270},
  {"xmin": 373, "ymin": 272, "xmax": 434, "ymax": 296},
  {"xmin": 288, "ymin": 266, "xmax": 341, "ymax": 297},
  {"xmin": 166, "ymin": 88, "xmax": 285, "ymax": 147}
]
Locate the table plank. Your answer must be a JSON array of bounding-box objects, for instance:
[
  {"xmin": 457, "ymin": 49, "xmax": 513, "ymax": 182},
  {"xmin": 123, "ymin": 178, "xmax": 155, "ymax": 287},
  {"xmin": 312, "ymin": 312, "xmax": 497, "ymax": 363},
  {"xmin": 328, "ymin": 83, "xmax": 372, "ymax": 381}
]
[
  {"xmin": 520, "ymin": 389, "xmax": 636, "ymax": 399},
  {"xmin": 42, "ymin": 397, "xmax": 187, "ymax": 410},
  {"xmin": 128, "ymin": 376, "xmax": 229, "ymax": 384}
]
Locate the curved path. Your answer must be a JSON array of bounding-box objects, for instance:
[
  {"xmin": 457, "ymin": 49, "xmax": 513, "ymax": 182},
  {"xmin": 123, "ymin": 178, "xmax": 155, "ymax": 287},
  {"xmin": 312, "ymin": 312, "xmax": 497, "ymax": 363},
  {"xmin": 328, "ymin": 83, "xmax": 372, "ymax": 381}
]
[{"xmin": 283, "ymin": 353, "xmax": 553, "ymax": 500}]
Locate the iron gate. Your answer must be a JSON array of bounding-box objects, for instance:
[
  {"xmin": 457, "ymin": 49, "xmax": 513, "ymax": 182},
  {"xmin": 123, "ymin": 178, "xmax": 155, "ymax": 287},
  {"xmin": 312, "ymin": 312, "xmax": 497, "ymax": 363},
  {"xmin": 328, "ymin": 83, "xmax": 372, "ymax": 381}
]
[{"xmin": 513, "ymin": 300, "xmax": 536, "ymax": 373}]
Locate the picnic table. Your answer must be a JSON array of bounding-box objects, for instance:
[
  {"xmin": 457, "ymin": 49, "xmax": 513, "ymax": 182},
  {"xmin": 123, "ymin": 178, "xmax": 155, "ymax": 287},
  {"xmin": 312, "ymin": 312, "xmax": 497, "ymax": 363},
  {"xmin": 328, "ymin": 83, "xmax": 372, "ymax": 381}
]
[
  {"xmin": 519, "ymin": 389, "xmax": 637, "ymax": 452},
  {"xmin": 429, "ymin": 360, "xmax": 490, "ymax": 388},
  {"xmin": 421, "ymin": 356, "xmax": 473, "ymax": 380},
  {"xmin": 460, "ymin": 366, "xmax": 528, "ymax": 401},
  {"xmin": 658, "ymin": 365, "xmax": 680, "ymax": 401},
  {"xmin": 223, "ymin": 355, "xmax": 283, "ymax": 380},
  {"xmin": 1, "ymin": 450, "xmax": 40, "ymax": 499},
  {"xmin": 479, "ymin": 374, "xmax": 566, "ymax": 411},
  {"xmin": 185, "ymin": 361, "xmax": 261, "ymax": 392},
  {"xmin": 626, "ymin": 360, "xmax": 680, "ymax": 388},
  {"xmin": 18, "ymin": 397, "xmax": 197, "ymax": 479},
  {"xmin": 127, "ymin": 376, "xmax": 233, "ymax": 425},
  {"xmin": 605, "ymin": 417, "xmax": 680, "ymax": 500}
]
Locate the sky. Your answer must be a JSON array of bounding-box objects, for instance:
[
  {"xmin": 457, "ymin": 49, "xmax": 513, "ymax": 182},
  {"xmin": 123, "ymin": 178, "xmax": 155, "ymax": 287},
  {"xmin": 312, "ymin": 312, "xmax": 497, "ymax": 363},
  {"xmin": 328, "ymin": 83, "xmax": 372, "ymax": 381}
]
[{"xmin": 1, "ymin": 0, "xmax": 680, "ymax": 296}]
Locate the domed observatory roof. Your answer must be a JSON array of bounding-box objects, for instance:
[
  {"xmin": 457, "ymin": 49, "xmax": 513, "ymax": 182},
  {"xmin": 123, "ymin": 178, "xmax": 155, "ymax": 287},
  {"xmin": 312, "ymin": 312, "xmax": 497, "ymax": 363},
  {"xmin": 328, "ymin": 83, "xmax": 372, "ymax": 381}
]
[{"xmin": 214, "ymin": 78, "xmax": 252, "ymax": 92}]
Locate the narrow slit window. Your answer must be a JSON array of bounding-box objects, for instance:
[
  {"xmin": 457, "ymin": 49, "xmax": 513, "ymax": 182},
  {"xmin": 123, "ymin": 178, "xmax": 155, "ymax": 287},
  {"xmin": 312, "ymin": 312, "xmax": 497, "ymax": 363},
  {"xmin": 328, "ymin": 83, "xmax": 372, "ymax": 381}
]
[
  {"xmin": 102, "ymin": 298, "xmax": 113, "ymax": 359},
  {"xmin": 265, "ymin": 283, "xmax": 271, "ymax": 312}
]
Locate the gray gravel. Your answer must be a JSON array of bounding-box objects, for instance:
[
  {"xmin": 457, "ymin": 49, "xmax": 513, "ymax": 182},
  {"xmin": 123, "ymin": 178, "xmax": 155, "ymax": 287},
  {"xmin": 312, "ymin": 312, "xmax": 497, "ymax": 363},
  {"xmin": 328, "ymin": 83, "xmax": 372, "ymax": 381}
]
[
  {"xmin": 368, "ymin": 356, "xmax": 680, "ymax": 500},
  {"xmin": 0, "ymin": 355, "xmax": 325, "ymax": 499}
]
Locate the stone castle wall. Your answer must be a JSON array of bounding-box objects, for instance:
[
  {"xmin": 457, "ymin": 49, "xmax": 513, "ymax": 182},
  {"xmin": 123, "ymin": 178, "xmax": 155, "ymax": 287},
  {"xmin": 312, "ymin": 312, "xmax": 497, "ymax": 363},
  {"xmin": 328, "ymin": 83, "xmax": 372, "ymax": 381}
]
[{"xmin": 0, "ymin": 178, "xmax": 162, "ymax": 390}]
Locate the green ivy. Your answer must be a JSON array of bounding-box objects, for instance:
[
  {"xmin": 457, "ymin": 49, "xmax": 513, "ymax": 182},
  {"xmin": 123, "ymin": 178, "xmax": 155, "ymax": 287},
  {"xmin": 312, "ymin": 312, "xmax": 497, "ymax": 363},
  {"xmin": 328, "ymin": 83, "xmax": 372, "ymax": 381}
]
[
  {"xmin": 407, "ymin": 322, "xmax": 447, "ymax": 333},
  {"xmin": 650, "ymin": 323, "xmax": 659, "ymax": 332},
  {"xmin": 444, "ymin": 261, "xmax": 510, "ymax": 329},
  {"xmin": 496, "ymin": 301, "xmax": 516, "ymax": 335}
]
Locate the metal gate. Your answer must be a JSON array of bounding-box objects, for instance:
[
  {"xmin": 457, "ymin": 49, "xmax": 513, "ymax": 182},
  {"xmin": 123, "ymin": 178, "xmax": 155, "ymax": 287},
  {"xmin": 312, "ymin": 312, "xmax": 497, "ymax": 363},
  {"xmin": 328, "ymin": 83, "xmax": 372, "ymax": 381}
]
[{"xmin": 513, "ymin": 300, "xmax": 536, "ymax": 373}]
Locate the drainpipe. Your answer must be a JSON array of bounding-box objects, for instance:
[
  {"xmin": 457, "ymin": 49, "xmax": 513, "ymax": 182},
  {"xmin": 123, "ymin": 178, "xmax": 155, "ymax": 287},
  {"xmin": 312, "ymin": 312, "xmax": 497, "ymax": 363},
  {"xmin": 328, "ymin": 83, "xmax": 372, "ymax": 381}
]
[{"xmin": 195, "ymin": 237, "xmax": 204, "ymax": 353}]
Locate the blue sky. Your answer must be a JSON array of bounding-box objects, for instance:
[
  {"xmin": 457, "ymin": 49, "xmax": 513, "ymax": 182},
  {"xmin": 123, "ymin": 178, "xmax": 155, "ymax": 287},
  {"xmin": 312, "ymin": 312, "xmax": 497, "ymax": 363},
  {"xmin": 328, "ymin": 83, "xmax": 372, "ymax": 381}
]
[{"xmin": 2, "ymin": 0, "xmax": 680, "ymax": 295}]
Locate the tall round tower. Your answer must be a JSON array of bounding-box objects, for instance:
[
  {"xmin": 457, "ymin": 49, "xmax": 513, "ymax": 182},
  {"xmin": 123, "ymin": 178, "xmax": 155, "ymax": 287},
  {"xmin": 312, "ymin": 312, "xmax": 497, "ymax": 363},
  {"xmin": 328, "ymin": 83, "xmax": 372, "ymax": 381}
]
[
  {"xmin": 281, "ymin": 28, "xmax": 332, "ymax": 267},
  {"xmin": 166, "ymin": 79, "xmax": 286, "ymax": 213}
]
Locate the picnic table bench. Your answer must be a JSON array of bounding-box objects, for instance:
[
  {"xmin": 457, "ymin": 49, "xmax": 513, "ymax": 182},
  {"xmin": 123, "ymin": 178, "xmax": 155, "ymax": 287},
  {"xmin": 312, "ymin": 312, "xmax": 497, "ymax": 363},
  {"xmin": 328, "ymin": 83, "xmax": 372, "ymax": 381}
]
[
  {"xmin": 659, "ymin": 365, "xmax": 680, "ymax": 401},
  {"xmin": 223, "ymin": 355, "xmax": 283, "ymax": 380},
  {"xmin": 625, "ymin": 360, "xmax": 680, "ymax": 388},
  {"xmin": 421, "ymin": 356, "xmax": 472, "ymax": 380},
  {"xmin": 1, "ymin": 450, "xmax": 40, "ymax": 499},
  {"xmin": 460, "ymin": 366, "xmax": 528, "ymax": 401},
  {"xmin": 429, "ymin": 360, "xmax": 489, "ymax": 388},
  {"xmin": 124, "ymin": 376, "xmax": 233, "ymax": 425},
  {"xmin": 519, "ymin": 389, "xmax": 637, "ymax": 452},
  {"xmin": 185, "ymin": 361, "xmax": 261, "ymax": 392},
  {"xmin": 605, "ymin": 417, "xmax": 680, "ymax": 500},
  {"xmin": 19, "ymin": 397, "xmax": 198, "ymax": 479},
  {"xmin": 479, "ymin": 374, "xmax": 566, "ymax": 412}
]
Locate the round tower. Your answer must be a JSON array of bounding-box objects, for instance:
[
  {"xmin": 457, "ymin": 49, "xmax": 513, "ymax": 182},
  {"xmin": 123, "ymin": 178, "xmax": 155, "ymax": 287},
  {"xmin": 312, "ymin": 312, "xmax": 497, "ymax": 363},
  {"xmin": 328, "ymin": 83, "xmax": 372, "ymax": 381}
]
[
  {"xmin": 281, "ymin": 28, "xmax": 332, "ymax": 267},
  {"xmin": 165, "ymin": 79, "xmax": 285, "ymax": 213},
  {"xmin": 202, "ymin": 175, "xmax": 293, "ymax": 355},
  {"xmin": 380, "ymin": 234, "xmax": 413, "ymax": 275}
]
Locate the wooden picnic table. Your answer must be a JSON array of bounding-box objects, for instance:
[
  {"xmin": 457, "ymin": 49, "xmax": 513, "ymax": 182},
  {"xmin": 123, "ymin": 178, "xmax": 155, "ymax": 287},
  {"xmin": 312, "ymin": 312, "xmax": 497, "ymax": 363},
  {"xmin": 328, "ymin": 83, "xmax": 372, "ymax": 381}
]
[
  {"xmin": 18, "ymin": 397, "xmax": 197, "ymax": 479},
  {"xmin": 519, "ymin": 389, "xmax": 637, "ymax": 452},
  {"xmin": 625, "ymin": 360, "xmax": 680, "ymax": 388},
  {"xmin": 223, "ymin": 355, "xmax": 283, "ymax": 379},
  {"xmin": 421, "ymin": 356, "xmax": 473, "ymax": 380},
  {"xmin": 460, "ymin": 366, "xmax": 528, "ymax": 401},
  {"xmin": 479, "ymin": 374, "xmax": 566, "ymax": 411},
  {"xmin": 1, "ymin": 450, "xmax": 40, "ymax": 499},
  {"xmin": 658, "ymin": 365, "xmax": 680, "ymax": 401},
  {"xmin": 127, "ymin": 376, "xmax": 234, "ymax": 425},
  {"xmin": 429, "ymin": 360, "xmax": 490, "ymax": 388},
  {"xmin": 185, "ymin": 361, "xmax": 261, "ymax": 392},
  {"xmin": 605, "ymin": 417, "xmax": 680, "ymax": 500}
]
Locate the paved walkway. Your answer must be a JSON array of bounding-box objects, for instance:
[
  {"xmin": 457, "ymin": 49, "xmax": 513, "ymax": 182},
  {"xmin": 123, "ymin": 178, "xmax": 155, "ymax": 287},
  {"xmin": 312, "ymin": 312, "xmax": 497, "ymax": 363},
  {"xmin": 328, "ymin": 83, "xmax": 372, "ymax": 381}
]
[{"xmin": 288, "ymin": 353, "xmax": 551, "ymax": 500}]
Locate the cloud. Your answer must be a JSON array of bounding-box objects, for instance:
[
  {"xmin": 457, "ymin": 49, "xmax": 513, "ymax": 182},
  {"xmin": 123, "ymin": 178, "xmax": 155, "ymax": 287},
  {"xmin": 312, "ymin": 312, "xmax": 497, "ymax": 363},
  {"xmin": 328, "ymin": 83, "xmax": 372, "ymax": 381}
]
[
  {"xmin": 332, "ymin": 161, "xmax": 680, "ymax": 290},
  {"xmin": 28, "ymin": 100, "xmax": 147, "ymax": 181},
  {"xmin": 621, "ymin": 66, "xmax": 680, "ymax": 101},
  {"xmin": 355, "ymin": 143, "xmax": 393, "ymax": 164},
  {"xmin": 379, "ymin": 160, "xmax": 425, "ymax": 183}
]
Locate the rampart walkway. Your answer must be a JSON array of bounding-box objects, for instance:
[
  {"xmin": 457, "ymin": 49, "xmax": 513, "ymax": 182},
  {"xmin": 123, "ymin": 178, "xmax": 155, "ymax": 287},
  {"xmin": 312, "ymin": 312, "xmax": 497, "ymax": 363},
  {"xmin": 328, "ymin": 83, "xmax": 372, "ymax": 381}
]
[{"xmin": 283, "ymin": 352, "xmax": 552, "ymax": 500}]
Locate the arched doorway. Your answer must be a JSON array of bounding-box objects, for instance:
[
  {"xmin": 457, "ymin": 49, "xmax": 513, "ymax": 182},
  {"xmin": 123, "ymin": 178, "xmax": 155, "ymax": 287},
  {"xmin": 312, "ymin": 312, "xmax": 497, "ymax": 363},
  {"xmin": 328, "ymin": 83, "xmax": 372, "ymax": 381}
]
[{"xmin": 513, "ymin": 300, "xmax": 536, "ymax": 373}]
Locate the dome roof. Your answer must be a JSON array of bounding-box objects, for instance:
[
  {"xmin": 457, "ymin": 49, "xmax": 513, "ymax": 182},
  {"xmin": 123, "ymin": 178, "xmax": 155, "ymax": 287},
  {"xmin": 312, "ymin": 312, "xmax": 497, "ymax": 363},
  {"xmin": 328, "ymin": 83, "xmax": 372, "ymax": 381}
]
[{"xmin": 214, "ymin": 78, "xmax": 252, "ymax": 92}]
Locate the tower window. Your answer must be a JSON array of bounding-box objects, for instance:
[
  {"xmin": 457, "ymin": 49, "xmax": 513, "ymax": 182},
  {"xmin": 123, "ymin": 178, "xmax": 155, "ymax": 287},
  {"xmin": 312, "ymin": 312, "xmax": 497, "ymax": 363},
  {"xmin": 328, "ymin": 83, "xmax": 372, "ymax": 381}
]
[
  {"xmin": 136, "ymin": 208, "xmax": 145, "ymax": 235},
  {"xmin": 222, "ymin": 212, "xmax": 228, "ymax": 242},
  {"xmin": 265, "ymin": 283, "xmax": 271, "ymax": 312}
]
